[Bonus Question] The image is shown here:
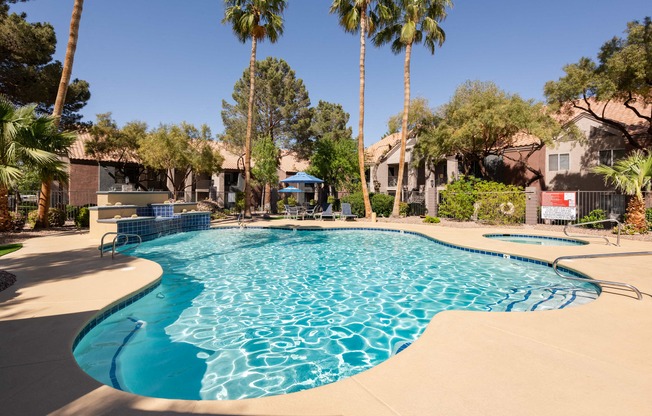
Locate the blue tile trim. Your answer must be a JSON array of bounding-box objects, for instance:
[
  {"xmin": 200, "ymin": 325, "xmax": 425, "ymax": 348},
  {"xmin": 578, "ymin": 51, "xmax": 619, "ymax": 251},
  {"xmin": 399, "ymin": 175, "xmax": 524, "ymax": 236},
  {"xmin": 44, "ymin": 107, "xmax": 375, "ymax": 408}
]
[{"xmin": 72, "ymin": 280, "xmax": 160, "ymax": 351}]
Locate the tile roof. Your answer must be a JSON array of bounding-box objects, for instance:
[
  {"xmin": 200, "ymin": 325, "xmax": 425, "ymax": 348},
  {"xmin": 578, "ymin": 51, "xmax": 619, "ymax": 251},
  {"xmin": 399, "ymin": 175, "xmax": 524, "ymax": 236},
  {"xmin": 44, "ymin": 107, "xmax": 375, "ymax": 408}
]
[
  {"xmin": 557, "ymin": 97, "xmax": 650, "ymax": 137},
  {"xmin": 365, "ymin": 132, "xmax": 401, "ymax": 165},
  {"xmin": 279, "ymin": 150, "xmax": 309, "ymax": 173}
]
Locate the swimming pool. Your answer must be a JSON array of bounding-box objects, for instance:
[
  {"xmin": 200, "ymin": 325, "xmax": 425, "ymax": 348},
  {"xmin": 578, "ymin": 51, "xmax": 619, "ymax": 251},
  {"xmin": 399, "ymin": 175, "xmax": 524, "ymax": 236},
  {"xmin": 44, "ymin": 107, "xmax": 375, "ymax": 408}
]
[
  {"xmin": 483, "ymin": 233, "xmax": 589, "ymax": 246},
  {"xmin": 73, "ymin": 228, "xmax": 599, "ymax": 400}
]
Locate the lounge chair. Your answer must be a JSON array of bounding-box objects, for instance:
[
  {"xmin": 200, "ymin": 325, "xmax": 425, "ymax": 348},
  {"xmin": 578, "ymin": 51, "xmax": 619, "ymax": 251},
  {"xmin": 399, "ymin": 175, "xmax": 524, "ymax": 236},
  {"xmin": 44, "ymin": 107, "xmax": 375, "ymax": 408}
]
[
  {"xmin": 286, "ymin": 205, "xmax": 301, "ymax": 220},
  {"xmin": 316, "ymin": 204, "xmax": 335, "ymax": 220},
  {"xmin": 340, "ymin": 203, "xmax": 357, "ymax": 221},
  {"xmin": 304, "ymin": 205, "xmax": 318, "ymax": 220}
]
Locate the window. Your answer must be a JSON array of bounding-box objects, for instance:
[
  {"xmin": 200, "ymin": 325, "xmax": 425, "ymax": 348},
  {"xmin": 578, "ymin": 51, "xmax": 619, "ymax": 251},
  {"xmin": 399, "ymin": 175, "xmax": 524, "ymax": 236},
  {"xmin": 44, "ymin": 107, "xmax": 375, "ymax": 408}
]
[
  {"xmin": 599, "ymin": 149, "xmax": 626, "ymax": 166},
  {"xmin": 549, "ymin": 153, "xmax": 570, "ymax": 171}
]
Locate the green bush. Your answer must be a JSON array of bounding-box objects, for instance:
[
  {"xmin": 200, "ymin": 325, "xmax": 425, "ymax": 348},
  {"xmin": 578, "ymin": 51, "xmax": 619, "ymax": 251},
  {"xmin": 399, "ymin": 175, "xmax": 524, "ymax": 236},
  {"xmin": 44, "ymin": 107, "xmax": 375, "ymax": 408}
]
[
  {"xmin": 646, "ymin": 207, "xmax": 652, "ymax": 230},
  {"xmin": 10, "ymin": 212, "xmax": 25, "ymax": 231},
  {"xmin": 399, "ymin": 202, "xmax": 410, "ymax": 217},
  {"xmin": 75, "ymin": 207, "xmax": 90, "ymax": 228},
  {"xmin": 438, "ymin": 176, "xmax": 525, "ymax": 224},
  {"xmin": 423, "ymin": 215, "xmax": 440, "ymax": 224},
  {"xmin": 27, "ymin": 210, "xmax": 38, "ymax": 226},
  {"xmin": 276, "ymin": 199, "xmax": 286, "ymax": 213},
  {"xmin": 235, "ymin": 191, "xmax": 245, "ymax": 212},
  {"xmin": 474, "ymin": 181, "xmax": 525, "ymax": 225},
  {"xmin": 578, "ymin": 209, "xmax": 606, "ymax": 229},
  {"xmin": 48, "ymin": 207, "xmax": 66, "ymax": 227},
  {"xmin": 341, "ymin": 192, "xmax": 365, "ymax": 217},
  {"xmin": 371, "ymin": 193, "xmax": 394, "ymax": 217},
  {"xmin": 438, "ymin": 176, "xmax": 479, "ymax": 220}
]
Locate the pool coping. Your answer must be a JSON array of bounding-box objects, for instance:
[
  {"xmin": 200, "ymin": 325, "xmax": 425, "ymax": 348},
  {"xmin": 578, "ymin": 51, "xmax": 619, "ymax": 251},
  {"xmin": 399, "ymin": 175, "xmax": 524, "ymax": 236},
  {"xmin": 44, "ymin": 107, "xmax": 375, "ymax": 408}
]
[{"xmin": 1, "ymin": 220, "xmax": 651, "ymax": 415}]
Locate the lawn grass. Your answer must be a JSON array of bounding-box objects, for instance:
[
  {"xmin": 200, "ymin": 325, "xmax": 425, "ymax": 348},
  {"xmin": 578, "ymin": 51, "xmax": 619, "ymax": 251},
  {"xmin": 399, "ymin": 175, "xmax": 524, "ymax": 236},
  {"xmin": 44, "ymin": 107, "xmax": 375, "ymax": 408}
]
[{"xmin": 0, "ymin": 243, "xmax": 22, "ymax": 257}]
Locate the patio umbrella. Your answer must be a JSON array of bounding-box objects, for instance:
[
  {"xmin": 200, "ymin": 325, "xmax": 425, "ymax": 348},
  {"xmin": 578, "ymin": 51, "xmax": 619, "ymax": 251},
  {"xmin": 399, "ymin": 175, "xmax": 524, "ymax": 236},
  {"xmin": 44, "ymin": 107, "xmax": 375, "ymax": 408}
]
[
  {"xmin": 281, "ymin": 172, "xmax": 324, "ymax": 184},
  {"xmin": 278, "ymin": 186, "xmax": 303, "ymax": 193}
]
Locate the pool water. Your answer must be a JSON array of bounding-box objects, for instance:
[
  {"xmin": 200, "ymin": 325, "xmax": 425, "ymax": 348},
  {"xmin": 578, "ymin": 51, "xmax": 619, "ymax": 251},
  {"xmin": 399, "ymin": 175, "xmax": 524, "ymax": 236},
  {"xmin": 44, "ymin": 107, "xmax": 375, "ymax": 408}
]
[
  {"xmin": 74, "ymin": 228, "xmax": 598, "ymax": 400},
  {"xmin": 483, "ymin": 234, "xmax": 588, "ymax": 246}
]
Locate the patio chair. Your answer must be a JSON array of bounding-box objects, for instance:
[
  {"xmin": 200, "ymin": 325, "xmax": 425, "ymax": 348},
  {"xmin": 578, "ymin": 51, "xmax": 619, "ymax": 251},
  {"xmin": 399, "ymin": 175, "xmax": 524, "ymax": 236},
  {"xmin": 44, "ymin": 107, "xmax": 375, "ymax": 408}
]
[
  {"xmin": 286, "ymin": 205, "xmax": 301, "ymax": 220},
  {"xmin": 340, "ymin": 203, "xmax": 357, "ymax": 221},
  {"xmin": 303, "ymin": 204, "xmax": 318, "ymax": 220},
  {"xmin": 316, "ymin": 204, "xmax": 335, "ymax": 220}
]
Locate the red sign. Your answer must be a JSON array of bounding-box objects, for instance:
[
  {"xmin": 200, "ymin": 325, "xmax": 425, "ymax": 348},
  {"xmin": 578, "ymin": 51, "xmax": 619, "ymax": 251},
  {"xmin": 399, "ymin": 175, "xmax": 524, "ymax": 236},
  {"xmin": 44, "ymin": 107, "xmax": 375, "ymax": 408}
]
[{"xmin": 542, "ymin": 192, "xmax": 576, "ymax": 207}]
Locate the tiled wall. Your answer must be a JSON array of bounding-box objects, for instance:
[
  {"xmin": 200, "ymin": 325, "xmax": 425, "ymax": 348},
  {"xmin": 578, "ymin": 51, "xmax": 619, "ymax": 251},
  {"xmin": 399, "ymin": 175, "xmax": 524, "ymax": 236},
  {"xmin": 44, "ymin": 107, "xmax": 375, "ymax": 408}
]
[{"xmin": 116, "ymin": 213, "xmax": 210, "ymax": 242}]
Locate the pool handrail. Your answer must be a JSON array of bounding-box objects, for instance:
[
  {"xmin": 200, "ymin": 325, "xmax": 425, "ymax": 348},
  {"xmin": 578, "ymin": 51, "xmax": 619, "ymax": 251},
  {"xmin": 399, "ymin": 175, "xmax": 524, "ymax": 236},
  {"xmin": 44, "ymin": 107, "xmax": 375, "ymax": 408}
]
[
  {"xmin": 100, "ymin": 232, "xmax": 142, "ymax": 259},
  {"xmin": 563, "ymin": 219, "xmax": 622, "ymax": 246},
  {"xmin": 552, "ymin": 252, "xmax": 652, "ymax": 301}
]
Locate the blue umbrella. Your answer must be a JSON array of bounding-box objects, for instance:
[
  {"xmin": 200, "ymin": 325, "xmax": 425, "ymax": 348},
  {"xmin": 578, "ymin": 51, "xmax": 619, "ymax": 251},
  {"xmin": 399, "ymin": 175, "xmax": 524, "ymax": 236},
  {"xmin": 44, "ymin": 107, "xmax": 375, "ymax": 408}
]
[
  {"xmin": 278, "ymin": 186, "xmax": 303, "ymax": 193},
  {"xmin": 281, "ymin": 172, "xmax": 324, "ymax": 184}
]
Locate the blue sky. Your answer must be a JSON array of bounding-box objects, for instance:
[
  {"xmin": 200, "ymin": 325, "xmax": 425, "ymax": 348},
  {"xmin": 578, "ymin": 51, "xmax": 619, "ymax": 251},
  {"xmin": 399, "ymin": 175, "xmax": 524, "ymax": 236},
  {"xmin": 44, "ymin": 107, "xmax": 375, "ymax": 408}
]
[{"xmin": 11, "ymin": 0, "xmax": 651, "ymax": 146}]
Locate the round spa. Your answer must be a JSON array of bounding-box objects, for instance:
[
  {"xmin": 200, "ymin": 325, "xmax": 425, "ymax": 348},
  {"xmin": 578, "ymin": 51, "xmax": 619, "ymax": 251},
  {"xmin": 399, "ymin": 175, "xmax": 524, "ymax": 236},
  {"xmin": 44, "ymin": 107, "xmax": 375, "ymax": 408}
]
[{"xmin": 483, "ymin": 233, "xmax": 589, "ymax": 246}]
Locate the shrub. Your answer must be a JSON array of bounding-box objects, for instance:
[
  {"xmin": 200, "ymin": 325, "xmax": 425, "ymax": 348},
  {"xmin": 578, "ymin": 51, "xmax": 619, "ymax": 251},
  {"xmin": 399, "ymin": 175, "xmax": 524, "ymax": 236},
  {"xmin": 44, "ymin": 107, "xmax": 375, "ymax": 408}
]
[
  {"xmin": 235, "ymin": 191, "xmax": 245, "ymax": 212},
  {"xmin": 438, "ymin": 176, "xmax": 525, "ymax": 224},
  {"xmin": 10, "ymin": 212, "xmax": 25, "ymax": 231},
  {"xmin": 473, "ymin": 181, "xmax": 525, "ymax": 225},
  {"xmin": 197, "ymin": 200, "xmax": 220, "ymax": 213},
  {"xmin": 371, "ymin": 193, "xmax": 394, "ymax": 217},
  {"xmin": 399, "ymin": 202, "xmax": 410, "ymax": 217},
  {"xmin": 578, "ymin": 209, "xmax": 606, "ymax": 229},
  {"xmin": 341, "ymin": 192, "xmax": 365, "ymax": 217},
  {"xmin": 276, "ymin": 199, "xmax": 286, "ymax": 213},
  {"xmin": 75, "ymin": 207, "xmax": 90, "ymax": 228},
  {"xmin": 438, "ymin": 176, "xmax": 479, "ymax": 220},
  {"xmin": 48, "ymin": 207, "xmax": 66, "ymax": 227},
  {"xmin": 27, "ymin": 210, "xmax": 38, "ymax": 227},
  {"xmin": 423, "ymin": 215, "xmax": 440, "ymax": 224},
  {"xmin": 646, "ymin": 207, "xmax": 652, "ymax": 230}
]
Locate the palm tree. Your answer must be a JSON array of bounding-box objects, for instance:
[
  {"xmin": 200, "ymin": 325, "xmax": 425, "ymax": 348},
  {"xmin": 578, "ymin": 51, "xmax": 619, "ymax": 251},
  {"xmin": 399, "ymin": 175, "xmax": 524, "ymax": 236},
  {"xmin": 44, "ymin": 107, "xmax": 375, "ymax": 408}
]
[
  {"xmin": 593, "ymin": 151, "xmax": 652, "ymax": 232},
  {"xmin": 0, "ymin": 99, "xmax": 59, "ymax": 232},
  {"xmin": 28, "ymin": 115, "xmax": 76, "ymax": 229},
  {"xmin": 222, "ymin": 0, "xmax": 287, "ymax": 218},
  {"xmin": 38, "ymin": 0, "xmax": 84, "ymax": 227},
  {"xmin": 373, "ymin": 0, "xmax": 452, "ymax": 217},
  {"xmin": 330, "ymin": 0, "xmax": 387, "ymax": 219}
]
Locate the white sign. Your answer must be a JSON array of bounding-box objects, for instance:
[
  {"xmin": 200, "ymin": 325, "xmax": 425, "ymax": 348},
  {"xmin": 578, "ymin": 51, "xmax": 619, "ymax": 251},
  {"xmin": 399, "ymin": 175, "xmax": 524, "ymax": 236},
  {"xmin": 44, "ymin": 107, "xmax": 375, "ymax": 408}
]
[{"xmin": 541, "ymin": 206, "xmax": 577, "ymax": 220}]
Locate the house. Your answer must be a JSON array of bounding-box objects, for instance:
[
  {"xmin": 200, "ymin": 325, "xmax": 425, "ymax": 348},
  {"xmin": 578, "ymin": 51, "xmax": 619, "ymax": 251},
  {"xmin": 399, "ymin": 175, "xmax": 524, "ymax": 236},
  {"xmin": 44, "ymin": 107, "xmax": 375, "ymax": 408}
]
[
  {"xmin": 545, "ymin": 99, "xmax": 650, "ymax": 191},
  {"xmin": 64, "ymin": 133, "xmax": 309, "ymax": 211},
  {"xmin": 365, "ymin": 99, "xmax": 650, "ymax": 217}
]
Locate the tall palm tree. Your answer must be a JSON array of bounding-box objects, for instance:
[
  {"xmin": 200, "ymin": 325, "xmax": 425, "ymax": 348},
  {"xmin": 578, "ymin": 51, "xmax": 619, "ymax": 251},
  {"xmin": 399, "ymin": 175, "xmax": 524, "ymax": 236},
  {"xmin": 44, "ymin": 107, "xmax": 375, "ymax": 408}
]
[
  {"xmin": 373, "ymin": 0, "xmax": 452, "ymax": 217},
  {"xmin": 0, "ymin": 99, "xmax": 59, "ymax": 232},
  {"xmin": 330, "ymin": 0, "xmax": 387, "ymax": 219},
  {"xmin": 593, "ymin": 151, "xmax": 652, "ymax": 232},
  {"xmin": 223, "ymin": 0, "xmax": 287, "ymax": 218},
  {"xmin": 38, "ymin": 0, "xmax": 84, "ymax": 228}
]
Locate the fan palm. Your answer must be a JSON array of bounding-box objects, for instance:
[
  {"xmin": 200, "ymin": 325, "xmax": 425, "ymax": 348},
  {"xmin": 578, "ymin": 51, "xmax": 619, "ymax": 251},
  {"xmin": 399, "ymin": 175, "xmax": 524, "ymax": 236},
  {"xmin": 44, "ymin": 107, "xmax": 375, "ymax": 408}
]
[
  {"xmin": 222, "ymin": 0, "xmax": 287, "ymax": 218},
  {"xmin": 593, "ymin": 151, "xmax": 652, "ymax": 232},
  {"xmin": 373, "ymin": 0, "xmax": 452, "ymax": 216},
  {"xmin": 29, "ymin": 114, "xmax": 76, "ymax": 229},
  {"xmin": 0, "ymin": 99, "xmax": 59, "ymax": 231},
  {"xmin": 330, "ymin": 0, "xmax": 389, "ymax": 218}
]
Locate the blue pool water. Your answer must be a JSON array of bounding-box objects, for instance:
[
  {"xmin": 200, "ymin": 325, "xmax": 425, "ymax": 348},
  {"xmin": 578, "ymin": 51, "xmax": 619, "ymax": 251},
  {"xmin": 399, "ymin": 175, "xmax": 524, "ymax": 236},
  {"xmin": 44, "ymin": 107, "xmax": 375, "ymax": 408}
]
[
  {"xmin": 483, "ymin": 233, "xmax": 588, "ymax": 246},
  {"xmin": 74, "ymin": 228, "xmax": 599, "ymax": 400}
]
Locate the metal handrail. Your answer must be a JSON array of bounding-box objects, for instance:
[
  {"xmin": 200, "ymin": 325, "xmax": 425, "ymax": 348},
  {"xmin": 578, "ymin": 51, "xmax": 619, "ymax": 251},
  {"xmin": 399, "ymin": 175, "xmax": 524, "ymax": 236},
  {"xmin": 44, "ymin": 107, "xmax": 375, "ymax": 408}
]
[
  {"xmin": 564, "ymin": 219, "xmax": 622, "ymax": 246},
  {"xmin": 552, "ymin": 252, "xmax": 652, "ymax": 300},
  {"xmin": 100, "ymin": 232, "xmax": 142, "ymax": 259}
]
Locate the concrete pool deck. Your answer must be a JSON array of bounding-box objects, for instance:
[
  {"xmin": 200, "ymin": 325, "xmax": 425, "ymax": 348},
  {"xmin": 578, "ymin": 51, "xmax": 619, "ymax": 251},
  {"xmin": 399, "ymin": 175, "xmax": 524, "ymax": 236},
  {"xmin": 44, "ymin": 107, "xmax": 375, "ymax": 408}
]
[{"xmin": 1, "ymin": 221, "xmax": 651, "ymax": 415}]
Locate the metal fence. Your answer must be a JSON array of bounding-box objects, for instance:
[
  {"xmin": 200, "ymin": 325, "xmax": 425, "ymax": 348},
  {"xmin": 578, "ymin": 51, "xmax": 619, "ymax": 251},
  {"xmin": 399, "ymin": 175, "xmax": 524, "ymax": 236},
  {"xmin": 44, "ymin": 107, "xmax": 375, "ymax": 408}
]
[
  {"xmin": 539, "ymin": 190, "xmax": 652, "ymax": 225},
  {"xmin": 9, "ymin": 190, "xmax": 99, "ymax": 222}
]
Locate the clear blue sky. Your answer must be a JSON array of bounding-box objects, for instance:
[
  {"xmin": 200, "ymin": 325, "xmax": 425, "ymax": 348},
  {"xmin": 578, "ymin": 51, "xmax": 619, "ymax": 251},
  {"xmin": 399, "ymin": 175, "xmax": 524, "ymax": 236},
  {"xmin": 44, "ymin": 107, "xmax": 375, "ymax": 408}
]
[{"xmin": 11, "ymin": 0, "xmax": 651, "ymax": 147}]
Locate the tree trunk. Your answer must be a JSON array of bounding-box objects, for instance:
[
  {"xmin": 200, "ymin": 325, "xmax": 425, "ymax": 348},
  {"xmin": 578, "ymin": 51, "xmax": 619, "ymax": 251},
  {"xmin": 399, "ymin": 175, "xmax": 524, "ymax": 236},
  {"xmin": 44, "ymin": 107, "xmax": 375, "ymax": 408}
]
[
  {"xmin": 264, "ymin": 182, "xmax": 271, "ymax": 212},
  {"xmin": 244, "ymin": 37, "xmax": 257, "ymax": 218},
  {"xmin": 0, "ymin": 184, "xmax": 12, "ymax": 232},
  {"xmin": 625, "ymin": 195, "xmax": 647, "ymax": 232},
  {"xmin": 37, "ymin": 0, "xmax": 84, "ymax": 228},
  {"xmin": 392, "ymin": 42, "xmax": 412, "ymax": 217},
  {"xmin": 358, "ymin": 5, "xmax": 372, "ymax": 218}
]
